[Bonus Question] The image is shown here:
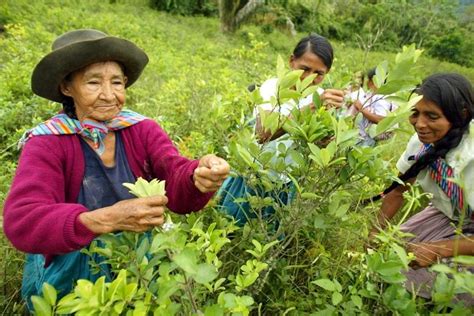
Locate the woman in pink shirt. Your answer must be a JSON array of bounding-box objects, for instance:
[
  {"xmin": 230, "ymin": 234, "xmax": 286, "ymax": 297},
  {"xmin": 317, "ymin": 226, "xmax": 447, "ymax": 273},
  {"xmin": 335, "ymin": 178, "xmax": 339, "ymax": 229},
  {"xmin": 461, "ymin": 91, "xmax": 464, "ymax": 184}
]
[{"xmin": 3, "ymin": 29, "xmax": 230, "ymax": 308}]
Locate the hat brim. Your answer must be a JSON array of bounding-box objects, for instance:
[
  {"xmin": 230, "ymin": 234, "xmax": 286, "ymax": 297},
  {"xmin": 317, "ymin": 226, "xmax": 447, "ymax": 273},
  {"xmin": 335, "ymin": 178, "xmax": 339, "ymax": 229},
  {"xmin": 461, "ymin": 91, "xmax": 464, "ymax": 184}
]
[{"xmin": 31, "ymin": 36, "xmax": 149, "ymax": 103}]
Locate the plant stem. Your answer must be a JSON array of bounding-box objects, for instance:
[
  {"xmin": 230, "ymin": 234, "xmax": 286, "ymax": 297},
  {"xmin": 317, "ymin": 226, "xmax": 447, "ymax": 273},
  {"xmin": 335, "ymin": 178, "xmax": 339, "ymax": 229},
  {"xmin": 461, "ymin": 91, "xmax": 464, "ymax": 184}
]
[{"xmin": 183, "ymin": 273, "xmax": 198, "ymax": 313}]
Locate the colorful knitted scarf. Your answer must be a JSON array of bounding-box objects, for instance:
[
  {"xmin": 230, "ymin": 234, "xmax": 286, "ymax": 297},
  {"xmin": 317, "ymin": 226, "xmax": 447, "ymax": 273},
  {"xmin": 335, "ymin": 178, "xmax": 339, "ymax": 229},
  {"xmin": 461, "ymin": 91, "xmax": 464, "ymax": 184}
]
[
  {"xmin": 19, "ymin": 109, "xmax": 147, "ymax": 155},
  {"xmin": 411, "ymin": 143, "xmax": 472, "ymax": 219}
]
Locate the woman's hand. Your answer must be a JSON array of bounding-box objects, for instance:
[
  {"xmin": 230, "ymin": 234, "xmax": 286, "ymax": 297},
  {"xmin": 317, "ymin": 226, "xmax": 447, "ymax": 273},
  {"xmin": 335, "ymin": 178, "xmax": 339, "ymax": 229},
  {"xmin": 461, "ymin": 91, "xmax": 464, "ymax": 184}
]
[
  {"xmin": 193, "ymin": 154, "xmax": 230, "ymax": 193},
  {"xmin": 407, "ymin": 242, "xmax": 443, "ymax": 269},
  {"xmin": 353, "ymin": 100, "xmax": 363, "ymax": 112},
  {"xmin": 79, "ymin": 195, "xmax": 168, "ymax": 234},
  {"xmin": 321, "ymin": 89, "xmax": 345, "ymax": 109}
]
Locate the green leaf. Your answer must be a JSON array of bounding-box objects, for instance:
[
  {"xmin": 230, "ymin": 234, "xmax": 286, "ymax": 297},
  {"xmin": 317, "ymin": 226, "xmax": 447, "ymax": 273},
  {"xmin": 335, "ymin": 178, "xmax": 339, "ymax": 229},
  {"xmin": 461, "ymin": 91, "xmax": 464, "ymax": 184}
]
[
  {"xmin": 239, "ymin": 295, "xmax": 255, "ymax": 307},
  {"xmin": 262, "ymin": 240, "xmax": 279, "ymax": 254},
  {"xmin": 136, "ymin": 237, "xmax": 150, "ymax": 263},
  {"xmin": 243, "ymin": 272, "xmax": 259, "ymax": 287},
  {"xmin": 124, "ymin": 283, "xmax": 138, "ymax": 301},
  {"xmin": 301, "ymin": 74, "xmax": 317, "ymax": 90},
  {"xmin": 319, "ymin": 148, "xmax": 331, "ymax": 166},
  {"xmin": 374, "ymin": 115, "xmax": 397, "ymax": 136},
  {"xmin": 278, "ymin": 70, "xmax": 303, "ymax": 90},
  {"xmin": 332, "ymin": 291, "xmax": 343, "ymax": 305},
  {"xmin": 374, "ymin": 61, "xmax": 388, "ymax": 88},
  {"xmin": 236, "ymin": 144, "xmax": 255, "ymax": 168},
  {"xmin": 194, "ymin": 263, "xmax": 218, "ymax": 284},
  {"xmin": 312, "ymin": 278, "xmax": 335, "ymax": 291},
  {"xmin": 377, "ymin": 80, "xmax": 414, "ymax": 95},
  {"xmin": 74, "ymin": 279, "xmax": 93, "ymax": 298},
  {"xmin": 42, "ymin": 283, "xmax": 57, "ymax": 306},
  {"xmin": 430, "ymin": 264, "xmax": 453, "ymax": 274},
  {"xmin": 173, "ymin": 248, "xmax": 198, "ymax": 275},
  {"xmin": 380, "ymin": 273, "xmax": 406, "ymax": 284},
  {"xmin": 351, "ymin": 295, "xmax": 362, "ymax": 309},
  {"xmin": 301, "ymin": 192, "xmax": 321, "ymax": 200},
  {"xmin": 452, "ymin": 255, "xmax": 474, "ymax": 266},
  {"xmin": 308, "ymin": 143, "xmax": 321, "ymax": 156},
  {"xmin": 157, "ymin": 278, "xmax": 180, "ymax": 304},
  {"xmin": 251, "ymin": 239, "xmax": 263, "ymax": 253},
  {"xmin": 107, "ymin": 270, "xmax": 127, "ymax": 301},
  {"xmin": 278, "ymin": 89, "xmax": 301, "ymax": 101},
  {"xmin": 31, "ymin": 296, "xmax": 52, "ymax": 316},
  {"xmin": 313, "ymin": 92, "xmax": 322, "ymax": 109},
  {"xmin": 245, "ymin": 249, "xmax": 260, "ymax": 258},
  {"xmin": 376, "ymin": 260, "xmax": 404, "ymax": 276},
  {"xmin": 301, "ymin": 85, "xmax": 319, "ymax": 98},
  {"xmin": 204, "ymin": 304, "xmax": 224, "ymax": 316},
  {"xmin": 123, "ymin": 177, "xmax": 166, "ymax": 198},
  {"xmin": 332, "ymin": 203, "xmax": 350, "ymax": 218},
  {"xmin": 92, "ymin": 276, "xmax": 106, "ymax": 304},
  {"xmin": 288, "ymin": 149, "xmax": 306, "ymax": 168},
  {"xmin": 55, "ymin": 293, "xmax": 80, "ymax": 314},
  {"xmin": 391, "ymin": 243, "xmax": 409, "ymax": 269},
  {"xmin": 276, "ymin": 55, "xmax": 286, "ymax": 78}
]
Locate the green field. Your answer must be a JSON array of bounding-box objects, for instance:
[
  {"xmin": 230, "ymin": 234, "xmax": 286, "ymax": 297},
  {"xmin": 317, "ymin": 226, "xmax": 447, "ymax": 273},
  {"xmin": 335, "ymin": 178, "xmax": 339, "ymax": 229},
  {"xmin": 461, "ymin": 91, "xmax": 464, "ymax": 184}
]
[{"xmin": 1, "ymin": 0, "xmax": 473, "ymax": 314}]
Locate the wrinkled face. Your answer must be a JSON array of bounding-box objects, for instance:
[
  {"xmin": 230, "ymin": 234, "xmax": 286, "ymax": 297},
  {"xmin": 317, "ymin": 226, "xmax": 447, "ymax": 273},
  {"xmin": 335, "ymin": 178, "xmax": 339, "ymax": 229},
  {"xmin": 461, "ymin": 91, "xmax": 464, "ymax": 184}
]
[
  {"xmin": 60, "ymin": 61, "xmax": 128, "ymax": 122},
  {"xmin": 289, "ymin": 51, "xmax": 328, "ymax": 86},
  {"xmin": 409, "ymin": 97, "xmax": 452, "ymax": 144}
]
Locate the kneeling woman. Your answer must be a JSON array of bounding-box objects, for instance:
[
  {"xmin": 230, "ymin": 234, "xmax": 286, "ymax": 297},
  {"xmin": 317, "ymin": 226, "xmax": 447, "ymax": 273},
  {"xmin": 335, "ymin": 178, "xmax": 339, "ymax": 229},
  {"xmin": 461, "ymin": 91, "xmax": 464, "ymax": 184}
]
[{"xmin": 372, "ymin": 73, "xmax": 473, "ymax": 301}]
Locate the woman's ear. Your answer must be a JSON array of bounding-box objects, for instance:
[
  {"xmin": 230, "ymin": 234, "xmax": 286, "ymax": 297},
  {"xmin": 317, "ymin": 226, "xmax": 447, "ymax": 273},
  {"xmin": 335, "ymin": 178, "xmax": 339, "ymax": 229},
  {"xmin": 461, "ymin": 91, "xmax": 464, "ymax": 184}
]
[
  {"xmin": 60, "ymin": 82, "xmax": 71, "ymax": 97},
  {"xmin": 289, "ymin": 54, "xmax": 295, "ymax": 67}
]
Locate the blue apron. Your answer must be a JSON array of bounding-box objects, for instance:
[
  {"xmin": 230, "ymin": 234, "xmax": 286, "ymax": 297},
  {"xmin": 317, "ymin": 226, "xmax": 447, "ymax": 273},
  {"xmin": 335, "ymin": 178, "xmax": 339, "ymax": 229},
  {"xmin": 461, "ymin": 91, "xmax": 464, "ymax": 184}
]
[{"xmin": 217, "ymin": 176, "xmax": 294, "ymax": 227}]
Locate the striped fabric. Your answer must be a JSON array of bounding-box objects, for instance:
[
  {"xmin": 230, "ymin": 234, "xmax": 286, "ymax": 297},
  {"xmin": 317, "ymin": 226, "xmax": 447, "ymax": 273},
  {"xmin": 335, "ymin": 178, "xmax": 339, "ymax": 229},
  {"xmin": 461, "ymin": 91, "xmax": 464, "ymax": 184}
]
[
  {"xmin": 19, "ymin": 109, "xmax": 146, "ymax": 155},
  {"xmin": 412, "ymin": 144, "xmax": 472, "ymax": 219}
]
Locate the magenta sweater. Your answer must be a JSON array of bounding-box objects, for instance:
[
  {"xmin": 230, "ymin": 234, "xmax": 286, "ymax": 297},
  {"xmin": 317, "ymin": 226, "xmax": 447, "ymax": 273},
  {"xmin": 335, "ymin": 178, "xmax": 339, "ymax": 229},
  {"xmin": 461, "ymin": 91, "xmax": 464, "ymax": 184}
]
[{"xmin": 3, "ymin": 119, "xmax": 213, "ymax": 262}]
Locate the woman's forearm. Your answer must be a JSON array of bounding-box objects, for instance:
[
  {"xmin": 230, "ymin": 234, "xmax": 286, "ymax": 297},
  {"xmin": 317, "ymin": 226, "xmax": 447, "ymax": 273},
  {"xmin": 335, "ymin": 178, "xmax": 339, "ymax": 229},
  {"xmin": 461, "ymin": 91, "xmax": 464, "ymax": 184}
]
[
  {"xmin": 360, "ymin": 108, "xmax": 385, "ymax": 123},
  {"xmin": 375, "ymin": 185, "xmax": 407, "ymax": 229},
  {"xmin": 432, "ymin": 238, "xmax": 474, "ymax": 258},
  {"xmin": 373, "ymin": 178, "xmax": 415, "ymax": 231}
]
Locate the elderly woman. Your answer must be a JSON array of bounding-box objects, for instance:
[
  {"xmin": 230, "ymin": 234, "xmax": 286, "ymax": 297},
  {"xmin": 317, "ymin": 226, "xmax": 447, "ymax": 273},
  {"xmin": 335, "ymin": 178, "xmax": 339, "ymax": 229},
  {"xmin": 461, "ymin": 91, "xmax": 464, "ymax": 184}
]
[
  {"xmin": 2, "ymin": 29, "xmax": 230, "ymax": 305},
  {"xmin": 372, "ymin": 73, "xmax": 473, "ymax": 302}
]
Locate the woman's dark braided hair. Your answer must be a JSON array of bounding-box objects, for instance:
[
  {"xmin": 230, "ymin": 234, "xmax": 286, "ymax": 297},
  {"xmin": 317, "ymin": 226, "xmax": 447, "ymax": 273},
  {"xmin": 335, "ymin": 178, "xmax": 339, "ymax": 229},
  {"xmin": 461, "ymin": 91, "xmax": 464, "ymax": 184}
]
[
  {"xmin": 61, "ymin": 72, "xmax": 78, "ymax": 119},
  {"xmin": 372, "ymin": 73, "xmax": 474, "ymax": 202},
  {"xmin": 62, "ymin": 98, "xmax": 77, "ymax": 119}
]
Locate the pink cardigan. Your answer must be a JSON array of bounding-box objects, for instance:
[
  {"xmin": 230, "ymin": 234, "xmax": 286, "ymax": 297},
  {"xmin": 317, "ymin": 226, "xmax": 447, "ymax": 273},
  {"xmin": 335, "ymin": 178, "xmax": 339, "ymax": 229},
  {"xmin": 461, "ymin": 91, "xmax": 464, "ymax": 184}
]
[{"xmin": 3, "ymin": 119, "xmax": 213, "ymax": 261}]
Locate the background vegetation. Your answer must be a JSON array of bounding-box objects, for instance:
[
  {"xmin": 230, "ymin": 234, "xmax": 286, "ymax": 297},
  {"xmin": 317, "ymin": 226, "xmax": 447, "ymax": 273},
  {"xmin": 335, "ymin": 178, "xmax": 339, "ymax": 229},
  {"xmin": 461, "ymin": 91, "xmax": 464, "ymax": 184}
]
[
  {"xmin": 151, "ymin": 0, "xmax": 474, "ymax": 67},
  {"xmin": 0, "ymin": 0, "xmax": 473, "ymax": 314}
]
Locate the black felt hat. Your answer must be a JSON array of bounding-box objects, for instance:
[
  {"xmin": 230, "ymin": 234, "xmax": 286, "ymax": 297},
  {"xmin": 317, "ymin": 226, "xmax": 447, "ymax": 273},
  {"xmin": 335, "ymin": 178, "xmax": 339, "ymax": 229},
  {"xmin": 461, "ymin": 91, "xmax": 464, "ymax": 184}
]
[{"xmin": 31, "ymin": 29, "xmax": 149, "ymax": 103}]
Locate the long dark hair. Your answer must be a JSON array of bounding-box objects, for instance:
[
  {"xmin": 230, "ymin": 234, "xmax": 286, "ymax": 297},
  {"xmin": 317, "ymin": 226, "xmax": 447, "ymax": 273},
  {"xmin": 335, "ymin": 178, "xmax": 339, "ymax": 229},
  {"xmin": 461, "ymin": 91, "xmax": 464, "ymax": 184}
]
[
  {"xmin": 292, "ymin": 33, "xmax": 334, "ymax": 70},
  {"xmin": 373, "ymin": 73, "xmax": 473, "ymax": 200}
]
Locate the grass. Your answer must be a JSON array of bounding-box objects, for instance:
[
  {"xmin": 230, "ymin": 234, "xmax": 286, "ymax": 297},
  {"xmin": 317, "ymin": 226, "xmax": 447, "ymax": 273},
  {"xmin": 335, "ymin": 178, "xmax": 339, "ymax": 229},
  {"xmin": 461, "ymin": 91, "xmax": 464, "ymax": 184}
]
[{"xmin": 0, "ymin": 0, "xmax": 473, "ymax": 313}]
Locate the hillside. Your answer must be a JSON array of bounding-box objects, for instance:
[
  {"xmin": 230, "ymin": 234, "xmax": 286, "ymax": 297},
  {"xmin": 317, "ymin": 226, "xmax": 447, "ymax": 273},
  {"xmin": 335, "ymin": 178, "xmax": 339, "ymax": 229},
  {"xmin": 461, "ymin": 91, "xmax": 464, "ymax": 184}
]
[{"xmin": 1, "ymin": 0, "xmax": 473, "ymax": 314}]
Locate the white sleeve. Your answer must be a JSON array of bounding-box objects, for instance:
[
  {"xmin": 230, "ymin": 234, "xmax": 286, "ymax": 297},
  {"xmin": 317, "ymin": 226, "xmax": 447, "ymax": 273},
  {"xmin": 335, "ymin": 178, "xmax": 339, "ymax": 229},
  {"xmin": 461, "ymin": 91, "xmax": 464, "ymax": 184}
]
[
  {"xmin": 349, "ymin": 88, "xmax": 365, "ymax": 102},
  {"xmin": 259, "ymin": 78, "xmax": 278, "ymax": 102},
  {"xmin": 372, "ymin": 96, "xmax": 393, "ymax": 116},
  {"xmin": 464, "ymin": 160, "xmax": 474, "ymax": 210},
  {"xmin": 255, "ymin": 78, "xmax": 294, "ymax": 117},
  {"xmin": 396, "ymin": 134, "xmax": 421, "ymax": 173}
]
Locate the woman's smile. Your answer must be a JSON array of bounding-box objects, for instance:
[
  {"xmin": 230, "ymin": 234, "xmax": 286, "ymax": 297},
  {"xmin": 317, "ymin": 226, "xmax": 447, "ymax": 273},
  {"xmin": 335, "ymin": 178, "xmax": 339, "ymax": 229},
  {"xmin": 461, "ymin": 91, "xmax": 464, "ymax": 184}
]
[{"xmin": 409, "ymin": 98, "xmax": 452, "ymax": 144}]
